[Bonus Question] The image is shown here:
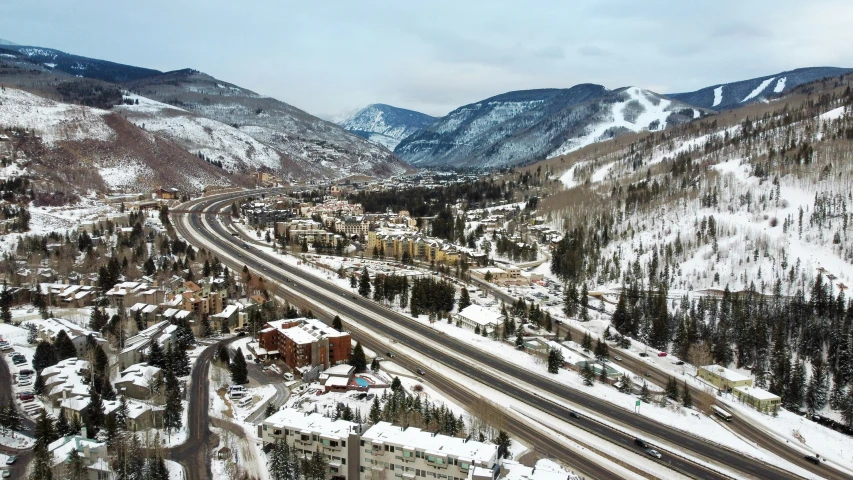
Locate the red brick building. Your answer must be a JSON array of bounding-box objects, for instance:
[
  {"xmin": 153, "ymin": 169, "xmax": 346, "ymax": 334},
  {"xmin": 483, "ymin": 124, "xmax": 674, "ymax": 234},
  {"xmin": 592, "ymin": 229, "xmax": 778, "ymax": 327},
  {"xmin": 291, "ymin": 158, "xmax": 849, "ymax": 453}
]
[{"xmin": 258, "ymin": 318, "xmax": 351, "ymax": 371}]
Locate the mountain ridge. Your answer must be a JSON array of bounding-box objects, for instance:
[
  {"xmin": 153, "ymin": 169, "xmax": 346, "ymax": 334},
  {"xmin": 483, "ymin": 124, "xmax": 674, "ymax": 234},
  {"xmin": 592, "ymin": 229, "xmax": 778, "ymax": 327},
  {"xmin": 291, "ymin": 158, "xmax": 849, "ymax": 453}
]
[{"xmin": 337, "ymin": 104, "xmax": 436, "ymax": 150}]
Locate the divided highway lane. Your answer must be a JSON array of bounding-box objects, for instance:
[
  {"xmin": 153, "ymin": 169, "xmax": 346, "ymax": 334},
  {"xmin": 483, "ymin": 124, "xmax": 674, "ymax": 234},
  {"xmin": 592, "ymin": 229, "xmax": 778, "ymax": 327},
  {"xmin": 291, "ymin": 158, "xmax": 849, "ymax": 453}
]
[{"xmin": 177, "ymin": 191, "xmax": 802, "ymax": 480}]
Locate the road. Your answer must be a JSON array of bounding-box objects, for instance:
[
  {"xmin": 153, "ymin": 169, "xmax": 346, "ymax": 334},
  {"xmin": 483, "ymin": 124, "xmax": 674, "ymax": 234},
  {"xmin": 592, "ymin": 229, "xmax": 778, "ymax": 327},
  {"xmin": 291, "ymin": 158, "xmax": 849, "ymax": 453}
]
[
  {"xmin": 244, "ymin": 363, "xmax": 289, "ymax": 425},
  {"xmin": 475, "ymin": 277, "xmax": 851, "ymax": 480},
  {"xmin": 168, "ymin": 336, "xmax": 241, "ymax": 480},
  {"xmin": 1, "ymin": 353, "xmax": 36, "ymax": 479},
  {"xmin": 175, "ymin": 189, "xmax": 818, "ymax": 480}
]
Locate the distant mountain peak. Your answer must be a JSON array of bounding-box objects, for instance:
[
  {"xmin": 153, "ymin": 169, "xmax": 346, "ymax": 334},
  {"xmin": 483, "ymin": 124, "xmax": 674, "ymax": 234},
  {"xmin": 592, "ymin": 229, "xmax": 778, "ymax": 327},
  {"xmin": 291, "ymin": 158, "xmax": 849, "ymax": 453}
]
[
  {"xmin": 0, "ymin": 38, "xmax": 19, "ymax": 46},
  {"xmin": 338, "ymin": 104, "xmax": 436, "ymax": 151}
]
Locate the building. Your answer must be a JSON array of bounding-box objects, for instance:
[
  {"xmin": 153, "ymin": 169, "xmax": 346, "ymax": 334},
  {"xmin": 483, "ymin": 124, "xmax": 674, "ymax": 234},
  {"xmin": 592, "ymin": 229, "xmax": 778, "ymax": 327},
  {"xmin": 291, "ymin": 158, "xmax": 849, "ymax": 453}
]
[
  {"xmin": 117, "ymin": 321, "xmax": 178, "ymax": 369},
  {"xmin": 470, "ymin": 266, "xmax": 525, "ymax": 286},
  {"xmin": 360, "ymin": 422, "xmax": 499, "ymax": 480},
  {"xmin": 259, "ymin": 410, "xmax": 360, "ymax": 480},
  {"xmin": 210, "ymin": 304, "xmax": 242, "ymax": 333},
  {"xmin": 42, "ymin": 358, "xmax": 91, "ymax": 406},
  {"xmin": 48, "ymin": 435, "xmax": 112, "ymax": 480},
  {"xmin": 698, "ymin": 365, "xmax": 753, "ymax": 392},
  {"xmin": 257, "ymin": 318, "xmax": 351, "ymax": 372},
  {"xmin": 154, "ymin": 187, "xmax": 179, "ymax": 200},
  {"xmin": 105, "ymin": 281, "xmax": 164, "ymax": 309},
  {"xmin": 732, "ymin": 386, "xmax": 782, "ymax": 414},
  {"xmin": 31, "ymin": 318, "xmax": 108, "ymax": 357},
  {"xmin": 454, "ymin": 305, "xmax": 502, "ymax": 334},
  {"xmin": 114, "ymin": 363, "xmax": 163, "ymax": 401}
]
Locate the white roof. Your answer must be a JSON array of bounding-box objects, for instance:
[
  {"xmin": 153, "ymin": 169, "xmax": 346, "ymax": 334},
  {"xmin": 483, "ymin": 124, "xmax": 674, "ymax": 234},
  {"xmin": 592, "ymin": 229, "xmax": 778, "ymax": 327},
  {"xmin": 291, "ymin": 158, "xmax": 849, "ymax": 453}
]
[
  {"xmin": 700, "ymin": 365, "xmax": 751, "ymax": 382},
  {"xmin": 48, "ymin": 435, "xmax": 105, "ymax": 466},
  {"xmin": 456, "ymin": 304, "xmax": 502, "ymax": 326},
  {"xmin": 262, "ymin": 409, "xmax": 358, "ymax": 440},
  {"xmin": 733, "ymin": 385, "xmax": 781, "ymax": 401},
  {"xmin": 116, "ymin": 363, "xmax": 162, "ymax": 388},
  {"xmin": 361, "ymin": 421, "xmax": 497, "ymax": 463},
  {"xmin": 324, "ymin": 376, "xmax": 349, "ymax": 387},
  {"xmin": 325, "ymin": 364, "xmax": 355, "ymax": 377},
  {"xmin": 212, "ymin": 304, "xmax": 240, "ymax": 318}
]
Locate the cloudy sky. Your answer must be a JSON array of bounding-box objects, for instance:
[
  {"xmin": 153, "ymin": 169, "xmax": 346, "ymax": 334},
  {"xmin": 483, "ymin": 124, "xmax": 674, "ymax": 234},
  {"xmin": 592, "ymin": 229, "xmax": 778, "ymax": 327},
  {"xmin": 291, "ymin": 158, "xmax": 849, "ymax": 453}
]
[{"xmin": 3, "ymin": 1, "xmax": 853, "ymax": 119}]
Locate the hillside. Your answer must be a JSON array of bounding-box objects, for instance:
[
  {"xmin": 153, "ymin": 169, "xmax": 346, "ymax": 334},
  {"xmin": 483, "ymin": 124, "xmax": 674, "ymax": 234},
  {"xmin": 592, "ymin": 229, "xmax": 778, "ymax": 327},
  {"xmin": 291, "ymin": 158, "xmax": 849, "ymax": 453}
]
[
  {"xmin": 669, "ymin": 66, "xmax": 853, "ymax": 110},
  {"xmin": 512, "ymin": 73, "xmax": 853, "ymax": 422},
  {"xmin": 124, "ymin": 69, "xmax": 411, "ymax": 180},
  {"xmin": 395, "ymin": 85, "xmax": 708, "ymax": 169},
  {"xmin": 337, "ymin": 104, "xmax": 436, "ymax": 150},
  {"xmin": 0, "ymin": 87, "xmax": 247, "ymax": 195}
]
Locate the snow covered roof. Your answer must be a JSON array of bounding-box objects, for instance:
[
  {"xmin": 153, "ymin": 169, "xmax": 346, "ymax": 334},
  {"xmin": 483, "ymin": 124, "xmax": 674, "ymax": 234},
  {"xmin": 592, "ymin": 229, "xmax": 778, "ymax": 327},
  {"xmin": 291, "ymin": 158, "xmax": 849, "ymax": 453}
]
[
  {"xmin": 362, "ymin": 421, "xmax": 497, "ymax": 463},
  {"xmin": 456, "ymin": 305, "xmax": 502, "ymax": 326},
  {"xmin": 324, "ymin": 376, "xmax": 349, "ymax": 387},
  {"xmin": 325, "ymin": 364, "xmax": 355, "ymax": 377},
  {"xmin": 262, "ymin": 409, "xmax": 358, "ymax": 440},
  {"xmin": 116, "ymin": 363, "xmax": 162, "ymax": 388},
  {"xmin": 48, "ymin": 435, "xmax": 105, "ymax": 466},
  {"xmin": 212, "ymin": 304, "xmax": 240, "ymax": 318},
  {"xmin": 733, "ymin": 385, "xmax": 780, "ymax": 401},
  {"xmin": 503, "ymin": 459, "xmax": 581, "ymax": 480},
  {"xmin": 60, "ymin": 395, "xmax": 90, "ymax": 412},
  {"xmin": 700, "ymin": 365, "xmax": 751, "ymax": 382}
]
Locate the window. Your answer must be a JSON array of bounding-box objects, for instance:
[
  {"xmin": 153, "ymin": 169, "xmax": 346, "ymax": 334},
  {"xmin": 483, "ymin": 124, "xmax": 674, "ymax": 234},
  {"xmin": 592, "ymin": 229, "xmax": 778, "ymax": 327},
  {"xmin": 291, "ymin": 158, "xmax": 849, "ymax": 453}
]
[
  {"xmin": 301, "ymin": 435, "xmax": 310, "ymax": 442},
  {"xmin": 403, "ymin": 451, "xmax": 412, "ymax": 458},
  {"xmin": 416, "ymin": 452, "xmax": 423, "ymax": 459},
  {"xmin": 273, "ymin": 429, "xmax": 282, "ymax": 435},
  {"xmin": 360, "ymin": 440, "xmax": 365, "ymax": 447},
  {"xmin": 342, "ymin": 441, "xmax": 346, "ymax": 447},
  {"xmin": 313, "ymin": 435, "xmax": 318, "ymax": 441}
]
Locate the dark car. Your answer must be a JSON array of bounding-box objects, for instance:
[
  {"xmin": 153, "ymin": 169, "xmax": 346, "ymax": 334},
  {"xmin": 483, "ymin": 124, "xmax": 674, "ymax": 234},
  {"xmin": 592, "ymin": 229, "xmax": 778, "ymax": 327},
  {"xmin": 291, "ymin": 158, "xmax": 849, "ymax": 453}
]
[
  {"xmin": 18, "ymin": 393, "xmax": 34, "ymax": 401},
  {"xmin": 568, "ymin": 411, "xmax": 580, "ymax": 419},
  {"xmin": 19, "ymin": 369, "xmax": 34, "ymax": 376},
  {"xmin": 639, "ymin": 352, "xmax": 649, "ymax": 357},
  {"xmin": 675, "ymin": 361, "xmax": 685, "ymax": 366},
  {"xmin": 804, "ymin": 455, "xmax": 821, "ymax": 465},
  {"xmin": 416, "ymin": 368, "xmax": 426, "ymax": 375},
  {"xmin": 386, "ymin": 352, "xmax": 395, "ymax": 358},
  {"xmin": 634, "ymin": 438, "xmax": 649, "ymax": 448}
]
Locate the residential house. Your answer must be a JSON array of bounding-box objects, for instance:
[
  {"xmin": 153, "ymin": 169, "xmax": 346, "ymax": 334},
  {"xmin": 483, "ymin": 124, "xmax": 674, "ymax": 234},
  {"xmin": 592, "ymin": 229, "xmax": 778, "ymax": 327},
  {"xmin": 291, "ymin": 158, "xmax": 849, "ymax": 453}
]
[
  {"xmin": 698, "ymin": 365, "xmax": 753, "ymax": 392},
  {"xmin": 454, "ymin": 305, "xmax": 503, "ymax": 335},
  {"xmin": 48, "ymin": 435, "xmax": 113, "ymax": 480},
  {"xmin": 257, "ymin": 318, "xmax": 351, "ymax": 372},
  {"xmin": 114, "ymin": 363, "xmax": 163, "ymax": 401},
  {"xmin": 117, "ymin": 321, "xmax": 178, "ymax": 369}
]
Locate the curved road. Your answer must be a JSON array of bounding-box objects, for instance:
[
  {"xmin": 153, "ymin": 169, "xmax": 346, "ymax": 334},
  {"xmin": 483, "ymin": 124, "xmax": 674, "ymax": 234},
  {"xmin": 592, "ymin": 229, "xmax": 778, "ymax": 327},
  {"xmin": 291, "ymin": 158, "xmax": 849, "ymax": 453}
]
[{"xmin": 174, "ymin": 189, "xmax": 826, "ymax": 480}]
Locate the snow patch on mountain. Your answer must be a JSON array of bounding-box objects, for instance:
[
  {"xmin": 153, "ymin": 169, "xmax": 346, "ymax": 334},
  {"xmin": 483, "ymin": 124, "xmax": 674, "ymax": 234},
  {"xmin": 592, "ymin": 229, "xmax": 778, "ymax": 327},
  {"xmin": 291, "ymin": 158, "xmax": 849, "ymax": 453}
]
[
  {"xmin": 773, "ymin": 77, "xmax": 787, "ymax": 93},
  {"xmin": 713, "ymin": 86, "xmax": 724, "ymax": 107},
  {"xmin": 338, "ymin": 104, "xmax": 436, "ymax": 150},
  {"xmin": 551, "ymin": 87, "xmax": 673, "ymax": 156},
  {"xmin": 741, "ymin": 77, "xmax": 775, "ymax": 103}
]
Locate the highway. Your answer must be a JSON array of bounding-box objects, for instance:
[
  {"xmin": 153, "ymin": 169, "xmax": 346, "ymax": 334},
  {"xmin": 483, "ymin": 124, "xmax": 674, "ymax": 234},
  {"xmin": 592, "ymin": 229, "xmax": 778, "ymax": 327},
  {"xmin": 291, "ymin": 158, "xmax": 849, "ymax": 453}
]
[
  {"xmin": 473, "ymin": 278, "xmax": 851, "ymax": 480},
  {"xmin": 175, "ymin": 188, "xmax": 816, "ymax": 480}
]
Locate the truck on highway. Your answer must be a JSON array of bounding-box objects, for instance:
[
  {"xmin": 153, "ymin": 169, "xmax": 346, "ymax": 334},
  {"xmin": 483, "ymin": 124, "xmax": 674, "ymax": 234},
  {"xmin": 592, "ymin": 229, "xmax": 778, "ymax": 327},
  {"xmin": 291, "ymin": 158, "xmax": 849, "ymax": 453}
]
[{"xmin": 712, "ymin": 405, "xmax": 733, "ymax": 421}]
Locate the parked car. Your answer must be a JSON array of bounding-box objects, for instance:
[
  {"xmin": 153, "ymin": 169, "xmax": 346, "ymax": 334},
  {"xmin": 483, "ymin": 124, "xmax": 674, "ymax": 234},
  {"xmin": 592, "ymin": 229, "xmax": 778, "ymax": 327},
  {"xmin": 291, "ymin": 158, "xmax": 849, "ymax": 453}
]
[
  {"xmin": 646, "ymin": 449, "xmax": 662, "ymax": 459},
  {"xmin": 804, "ymin": 455, "xmax": 821, "ymax": 465},
  {"xmin": 657, "ymin": 352, "xmax": 667, "ymax": 357},
  {"xmin": 634, "ymin": 438, "xmax": 649, "ymax": 448},
  {"xmin": 638, "ymin": 352, "xmax": 649, "ymax": 357},
  {"xmin": 284, "ymin": 372, "xmax": 294, "ymax": 381},
  {"xmin": 675, "ymin": 361, "xmax": 685, "ymax": 365},
  {"xmin": 18, "ymin": 393, "xmax": 34, "ymax": 401},
  {"xmin": 613, "ymin": 355, "xmax": 623, "ymax": 361},
  {"xmin": 4, "ymin": 456, "xmax": 16, "ymax": 465},
  {"xmin": 2, "ymin": 469, "xmax": 11, "ymax": 477},
  {"xmin": 416, "ymin": 368, "xmax": 426, "ymax": 376},
  {"xmin": 19, "ymin": 369, "xmax": 34, "ymax": 376}
]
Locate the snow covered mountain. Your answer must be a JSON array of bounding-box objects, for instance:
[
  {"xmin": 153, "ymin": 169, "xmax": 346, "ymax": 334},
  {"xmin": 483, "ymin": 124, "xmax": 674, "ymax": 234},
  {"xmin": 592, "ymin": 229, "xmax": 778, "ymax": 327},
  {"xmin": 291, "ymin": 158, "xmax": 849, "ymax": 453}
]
[
  {"xmin": 0, "ymin": 87, "xmax": 243, "ymax": 195},
  {"xmin": 669, "ymin": 67, "xmax": 853, "ymax": 110},
  {"xmin": 0, "ymin": 43, "xmax": 161, "ymax": 83},
  {"xmin": 395, "ymin": 85, "xmax": 707, "ymax": 169},
  {"xmin": 124, "ymin": 69, "xmax": 411, "ymax": 180},
  {"xmin": 337, "ymin": 104, "xmax": 436, "ymax": 150}
]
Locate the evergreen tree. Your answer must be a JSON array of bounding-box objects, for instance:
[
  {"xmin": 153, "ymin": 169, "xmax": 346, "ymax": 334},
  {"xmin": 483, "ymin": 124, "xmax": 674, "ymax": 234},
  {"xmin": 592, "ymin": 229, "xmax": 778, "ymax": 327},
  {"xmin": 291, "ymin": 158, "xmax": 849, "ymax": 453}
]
[
  {"xmin": 34, "ymin": 410, "xmax": 58, "ymax": 451},
  {"xmin": 163, "ymin": 362, "xmax": 183, "ymax": 436},
  {"xmin": 805, "ymin": 358, "xmax": 829, "ymax": 413},
  {"xmin": 494, "ymin": 430, "xmax": 512, "ymax": 459},
  {"xmin": 547, "ymin": 348, "xmax": 564, "ymax": 374},
  {"xmin": 787, "ymin": 360, "xmax": 807, "ymax": 410},
  {"xmin": 100, "ymin": 376, "xmax": 116, "ymax": 401},
  {"xmin": 56, "ymin": 409, "xmax": 71, "ymax": 437},
  {"xmin": 563, "ymin": 283, "xmax": 579, "ymax": 318},
  {"xmin": 391, "ymin": 376, "xmax": 403, "ymax": 391},
  {"xmin": 270, "ymin": 439, "xmax": 290, "ymax": 480},
  {"xmin": 358, "ymin": 268, "xmax": 371, "ymax": 298},
  {"xmin": 88, "ymin": 385, "xmax": 104, "ymax": 431},
  {"xmin": 581, "ymin": 332, "xmax": 593, "ymax": 351},
  {"xmin": 230, "ymin": 347, "xmax": 249, "ymax": 384},
  {"xmin": 515, "ymin": 330, "xmax": 524, "ymax": 347},
  {"xmin": 0, "ymin": 281, "xmax": 12, "ymax": 323},
  {"xmin": 681, "ymin": 380, "xmax": 693, "ymax": 408},
  {"xmin": 665, "ymin": 376, "xmax": 679, "ymax": 400},
  {"xmin": 147, "ymin": 340, "xmax": 166, "ymax": 368},
  {"xmin": 458, "ymin": 288, "xmax": 471, "ymax": 311},
  {"xmin": 369, "ymin": 396, "xmax": 382, "ymax": 424},
  {"xmin": 332, "ymin": 315, "xmax": 343, "ymax": 332},
  {"xmin": 29, "ymin": 445, "xmax": 54, "ymax": 480},
  {"xmin": 32, "ymin": 340, "xmax": 58, "ymax": 372},
  {"xmin": 33, "ymin": 371, "xmax": 45, "ymax": 395},
  {"xmin": 593, "ymin": 338, "xmax": 609, "ymax": 360},
  {"xmin": 349, "ymin": 274, "xmax": 357, "ymax": 289},
  {"xmin": 349, "ymin": 342, "xmax": 367, "ymax": 372},
  {"xmin": 371, "ymin": 357, "xmax": 381, "ymax": 373},
  {"xmin": 640, "ymin": 383, "xmax": 652, "ymax": 403},
  {"xmin": 581, "ymin": 362, "xmax": 595, "ymax": 386},
  {"xmin": 65, "ymin": 447, "xmax": 88, "ymax": 480},
  {"xmin": 26, "ymin": 322, "xmax": 38, "ymax": 344}
]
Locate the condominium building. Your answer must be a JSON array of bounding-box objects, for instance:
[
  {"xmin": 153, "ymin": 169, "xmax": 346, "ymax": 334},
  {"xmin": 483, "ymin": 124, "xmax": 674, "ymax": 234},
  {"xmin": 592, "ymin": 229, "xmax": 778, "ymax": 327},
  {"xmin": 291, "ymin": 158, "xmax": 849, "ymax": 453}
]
[
  {"xmin": 259, "ymin": 410, "xmax": 360, "ymax": 480},
  {"xmin": 359, "ymin": 422, "xmax": 498, "ymax": 480},
  {"xmin": 257, "ymin": 318, "xmax": 351, "ymax": 371}
]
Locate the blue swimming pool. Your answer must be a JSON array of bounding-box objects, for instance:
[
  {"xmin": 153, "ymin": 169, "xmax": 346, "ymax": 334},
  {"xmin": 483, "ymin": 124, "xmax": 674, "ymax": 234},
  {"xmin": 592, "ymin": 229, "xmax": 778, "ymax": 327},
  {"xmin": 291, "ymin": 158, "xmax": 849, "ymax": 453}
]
[{"xmin": 354, "ymin": 377, "xmax": 369, "ymax": 387}]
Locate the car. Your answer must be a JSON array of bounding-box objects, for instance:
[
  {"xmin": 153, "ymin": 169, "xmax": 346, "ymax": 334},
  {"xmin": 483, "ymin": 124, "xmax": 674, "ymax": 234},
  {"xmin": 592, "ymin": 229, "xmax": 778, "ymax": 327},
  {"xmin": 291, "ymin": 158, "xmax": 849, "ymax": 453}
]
[
  {"xmin": 657, "ymin": 352, "xmax": 667, "ymax": 357},
  {"xmin": 17, "ymin": 381, "xmax": 31, "ymax": 387},
  {"xmin": 386, "ymin": 352, "xmax": 395, "ymax": 358},
  {"xmin": 284, "ymin": 373, "xmax": 294, "ymax": 381},
  {"xmin": 2, "ymin": 469, "xmax": 11, "ymax": 478},
  {"xmin": 634, "ymin": 438, "xmax": 649, "ymax": 448},
  {"xmin": 646, "ymin": 448, "xmax": 662, "ymax": 459},
  {"xmin": 804, "ymin": 455, "xmax": 821, "ymax": 465},
  {"xmin": 254, "ymin": 357, "xmax": 261, "ymax": 363},
  {"xmin": 357, "ymin": 393, "xmax": 367, "ymax": 400},
  {"xmin": 4, "ymin": 456, "xmax": 16, "ymax": 465},
  {"xmin": 18, "ymin": 393, "xmax": 34, "ymax": 401},
  {"xmin": 19, "ymin": 369, "xmax": 34, "ymax": 376},
  {"xmin": 568, "ymin": 411, "xmax": 580, "ymax": 419},
  {"xmin": 675, "ymin": 361, "xmax": 685, "ymax": 366},
  {"xmin": 639, "ymin": 352, "xmax": 649, "ymax": 357},
  {"xmin": 613, "ymin": 355, "xmax": 623, "ymax": 361},
  {"xmin": 416, "ymin": 368, "xmax": 426, "ymax": 376},
  {"xmin": 644, "ymin": 372, "xmax": 652, "ymax": 377}
]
